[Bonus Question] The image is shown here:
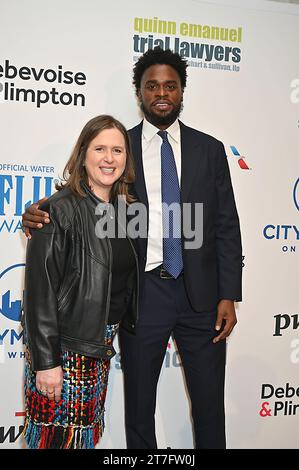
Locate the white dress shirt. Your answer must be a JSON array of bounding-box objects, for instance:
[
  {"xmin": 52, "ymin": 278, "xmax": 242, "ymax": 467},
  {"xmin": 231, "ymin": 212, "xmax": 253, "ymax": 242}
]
[{"xmin": 141, "ymin": 118, "xmax": 181, "ymax": 271}]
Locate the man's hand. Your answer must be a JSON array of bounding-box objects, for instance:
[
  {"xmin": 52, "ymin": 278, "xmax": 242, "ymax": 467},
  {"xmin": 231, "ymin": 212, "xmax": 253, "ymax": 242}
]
[
  {"xmin": 36, "ymin": 366, "xmax": 63, "ymax": 402},
  {"xmin": 213, "ymin": 299, "xmax": 237, "ymax": 344},
  {"xmin": 21, "ymin": 197, "xmax": 50, "ymax": 239}
]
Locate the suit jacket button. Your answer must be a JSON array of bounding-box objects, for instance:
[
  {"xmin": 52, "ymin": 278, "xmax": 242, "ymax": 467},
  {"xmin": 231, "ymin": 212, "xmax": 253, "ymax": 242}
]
[{"xmin": 107, "ymin": 349, "xmax": 112, "ymax": 356}]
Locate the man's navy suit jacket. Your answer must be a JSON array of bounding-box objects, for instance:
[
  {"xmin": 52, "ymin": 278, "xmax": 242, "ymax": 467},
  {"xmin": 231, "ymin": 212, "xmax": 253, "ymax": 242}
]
[{"xmin": 128, "ymin": 120, "xmax": 242, "ymax": 312}]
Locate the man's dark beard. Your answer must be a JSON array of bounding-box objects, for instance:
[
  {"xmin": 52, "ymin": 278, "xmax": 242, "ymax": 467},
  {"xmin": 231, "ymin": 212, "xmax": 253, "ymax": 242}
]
[{"xmin": 140, "ymin": 101, "xmax": 183, "ymax": 127}]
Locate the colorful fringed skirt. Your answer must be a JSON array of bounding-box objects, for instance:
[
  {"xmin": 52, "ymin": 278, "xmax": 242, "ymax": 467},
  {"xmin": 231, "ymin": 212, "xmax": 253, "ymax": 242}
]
[{"xmin": 23, "ymin": 323, "xmax": 118, "ymax": 449}]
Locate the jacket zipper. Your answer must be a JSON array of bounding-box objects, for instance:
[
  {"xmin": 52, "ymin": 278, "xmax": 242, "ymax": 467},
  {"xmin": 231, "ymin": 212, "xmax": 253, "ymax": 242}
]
[
  {"xmin": 95, "ymin": 198, "xmax": 139, "ymax": 331},
  {"xmin": 125, "ymin": 234, "xmax": 139, "ymax": 325},
  {"xmin": 115, "ymin": 203, "xmax": 139, "ymax": 326},
  {"xmin": 103, "ymin": 235, "xmax": 113, "ymax": 327}
]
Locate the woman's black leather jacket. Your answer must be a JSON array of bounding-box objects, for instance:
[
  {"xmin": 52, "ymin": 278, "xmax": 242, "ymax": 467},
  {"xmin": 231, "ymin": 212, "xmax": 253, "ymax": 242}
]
[{"xmin": 22, "ymin": 182, "xmax": 138, "ymax": 371}]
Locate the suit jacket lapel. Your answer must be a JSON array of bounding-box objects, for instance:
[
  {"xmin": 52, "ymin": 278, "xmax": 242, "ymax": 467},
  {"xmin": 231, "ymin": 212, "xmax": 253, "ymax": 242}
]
[
  {"xmin": 180, "ymin": 121, "xmax": 202, "ymax": 202},
  {"xmin": 128, "ymin": 122, "xmax": 149, "ymax": 260},
  {"xmin": 129, "ymin": 122, "xmax": 149, "ymax": 209},
  {"xmin": 130, "ymin": 120, "xmax": 202, "ymax": 203}
]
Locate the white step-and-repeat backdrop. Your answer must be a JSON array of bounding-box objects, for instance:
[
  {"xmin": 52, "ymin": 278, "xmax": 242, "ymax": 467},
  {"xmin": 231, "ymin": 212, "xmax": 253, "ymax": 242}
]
[{"xmin": 0, "ymin": 0, "xmax": 298, "ymax": 449}]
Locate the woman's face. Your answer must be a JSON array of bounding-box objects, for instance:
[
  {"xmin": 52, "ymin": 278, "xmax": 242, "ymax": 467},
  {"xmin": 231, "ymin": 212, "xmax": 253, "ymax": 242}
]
[{"xmin": 84, "ymin": 127, "xmax": 126, "ymax": 201}]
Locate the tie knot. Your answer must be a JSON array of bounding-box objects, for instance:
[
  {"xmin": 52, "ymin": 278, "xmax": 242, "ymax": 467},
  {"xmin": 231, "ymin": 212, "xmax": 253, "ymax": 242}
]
[{"xmin": 158, "ymin": 130, "xmax": 168, "ymax": 142}]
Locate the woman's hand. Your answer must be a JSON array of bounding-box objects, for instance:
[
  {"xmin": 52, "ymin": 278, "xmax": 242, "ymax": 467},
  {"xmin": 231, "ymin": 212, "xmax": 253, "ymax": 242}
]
[{"xmin": 36, "ymin": 366, "xmax": 64, "ymax": 401}]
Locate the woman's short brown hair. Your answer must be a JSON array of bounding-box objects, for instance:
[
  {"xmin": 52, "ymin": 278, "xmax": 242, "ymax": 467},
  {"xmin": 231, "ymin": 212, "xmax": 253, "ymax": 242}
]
[{"xmin": 56, "ymin": 115, "xmax": 135, "ymax": 203}]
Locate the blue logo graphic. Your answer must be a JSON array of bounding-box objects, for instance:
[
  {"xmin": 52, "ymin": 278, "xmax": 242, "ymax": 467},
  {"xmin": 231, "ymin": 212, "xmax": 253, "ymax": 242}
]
[
  {"xmin": 293, "ymin": 178, "xmax": 299, "ymax": 212},
  {"xmin": 0, "ymin": 174, "xmax": 54, "ymax": 216},
  {"xmin": 0, "ymin": 264, "xmax": 25, "ymax": 321},
  {"xmin": 262, "ymin": 179, "xmax": 299, "ymax": 250},
  {"xmin": 0, "ymin": 172, "xmax": 56, "ymax": 235}
]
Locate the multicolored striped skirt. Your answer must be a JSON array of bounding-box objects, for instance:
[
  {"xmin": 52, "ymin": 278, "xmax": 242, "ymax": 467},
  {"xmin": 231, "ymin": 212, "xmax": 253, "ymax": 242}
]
[{"xmin": 23, "ymin": 323, "xmax": 118, "ymax": 449}]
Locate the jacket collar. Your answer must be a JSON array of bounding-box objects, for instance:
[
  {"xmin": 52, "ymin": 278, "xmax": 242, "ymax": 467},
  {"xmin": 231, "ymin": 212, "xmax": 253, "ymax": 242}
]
[
  {"xmin": 129, "ymin": 122, "xmax": 149, "ymax": 209},
  {"xmin": 179, "ymin": 121, "xmax": 202, "ymax": 201},
  {"xmin": 80, "ymin": 180, "xmax": 111, "ymax": 212},
  {"xmin": 130, "ymin": 120, "xmax": 202, "ymax": 203}
]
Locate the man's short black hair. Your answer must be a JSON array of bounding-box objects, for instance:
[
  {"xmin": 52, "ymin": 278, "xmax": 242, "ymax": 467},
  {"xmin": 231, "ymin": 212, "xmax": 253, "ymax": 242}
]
[{"xmin": 133, "ymin": 47, "xmax": 188, "ymax": 94}]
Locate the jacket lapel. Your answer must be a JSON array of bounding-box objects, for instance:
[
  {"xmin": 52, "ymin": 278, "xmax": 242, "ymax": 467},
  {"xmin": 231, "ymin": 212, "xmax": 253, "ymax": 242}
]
[
  {"xmin": 129, "ymin": 122, "xmax": 149, "ymax": 210},
  {"xmin": 128, "ymin": 122, "xmax": 149, "ymax": 260},
  {"xmin": 180, "ymin": 121, "xmax": 202, "ymax": 202},
  {"xmin": 130, "ymin": 120, "xmax": 202, "ymax": 204}
]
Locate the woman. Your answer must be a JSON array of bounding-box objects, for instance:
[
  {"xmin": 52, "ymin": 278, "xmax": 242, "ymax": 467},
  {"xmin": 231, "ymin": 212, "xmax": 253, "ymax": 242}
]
[{"xmin": 22, "ymin": 115, "xmax": 138, "ymax": 449}]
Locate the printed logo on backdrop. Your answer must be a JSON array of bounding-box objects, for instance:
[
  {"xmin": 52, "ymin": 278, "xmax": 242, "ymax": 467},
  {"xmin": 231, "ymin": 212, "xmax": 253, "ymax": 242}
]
[
  {"xmin": 0, "ymin": 59, "xmax": 87, "ymax": 108},
  {"xmin": 227, "ymin": 145, "xmax": 251, "ymax": 170},
  {"xmin": 0, "ymin": 264, "xmax": 25, "ymax": 364},
  {"xmin": 263, "ymin": 178, "xmax": 299, "ymax": 253},
  {"xmin": 0, "ymin": 164, "xmax": 57, "ymax": 235},
  {"xmin": 273, "ymin": 312, "xmax": 299, "ymax": 365},
  {"xmin": 293, "ymin": 177, "xmax": 299, "ymax": 212},
  {"xmin": 132, "ymin": 16, "xmax": 242, "ymax": 72},
  {"xmin": 259, "ymin": 382, "xmax": 299, "ymax": 418},
  {"xmin": 0, "ymin": 412, "xmax": 24, "ymax": 445}
]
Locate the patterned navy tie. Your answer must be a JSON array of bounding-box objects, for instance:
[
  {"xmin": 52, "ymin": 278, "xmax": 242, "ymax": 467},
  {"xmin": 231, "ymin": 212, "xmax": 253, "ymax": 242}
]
[{"xmin": 158, "ymin": 130, "xmax": 183, "ymax": 278}]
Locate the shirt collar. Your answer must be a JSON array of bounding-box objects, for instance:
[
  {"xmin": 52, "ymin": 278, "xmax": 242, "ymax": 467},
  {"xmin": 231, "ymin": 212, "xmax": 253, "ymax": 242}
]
[{"xmin": 142, "ymin": 118, "xmax": 180, "ymax": 143}]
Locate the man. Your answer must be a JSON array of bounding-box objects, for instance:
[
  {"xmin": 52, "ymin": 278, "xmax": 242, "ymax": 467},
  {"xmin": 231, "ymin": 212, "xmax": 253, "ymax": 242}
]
[{"xmin": 22, "ymin": 48, "xmax": 242, "ymax": 449}]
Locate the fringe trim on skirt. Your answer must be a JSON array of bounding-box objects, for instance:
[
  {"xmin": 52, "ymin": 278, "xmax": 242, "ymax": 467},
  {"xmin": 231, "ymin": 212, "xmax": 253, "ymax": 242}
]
[
  {"xmin": 23, "ymin": 323, "xmax": 118, "ymax": 449},
  {"xmin": 23, "ymin": 414, "xmax": 103, "ymax": 449}
]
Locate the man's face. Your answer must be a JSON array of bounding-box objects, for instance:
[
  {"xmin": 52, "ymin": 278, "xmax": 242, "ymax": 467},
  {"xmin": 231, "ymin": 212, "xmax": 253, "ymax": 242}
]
[{"xmin": 137, "ymin": 64, "xmax": 183, "ymax": 129}]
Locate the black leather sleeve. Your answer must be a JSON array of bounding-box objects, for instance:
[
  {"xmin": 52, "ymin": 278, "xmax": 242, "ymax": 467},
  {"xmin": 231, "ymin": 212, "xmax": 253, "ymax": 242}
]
[
  {"xmin": 23, "ymin": 201, "xmax": 72, "ymax": 371},
  {"xmin": 215, "ymin": 141, "xmax": 242, "ymax": 301}
]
